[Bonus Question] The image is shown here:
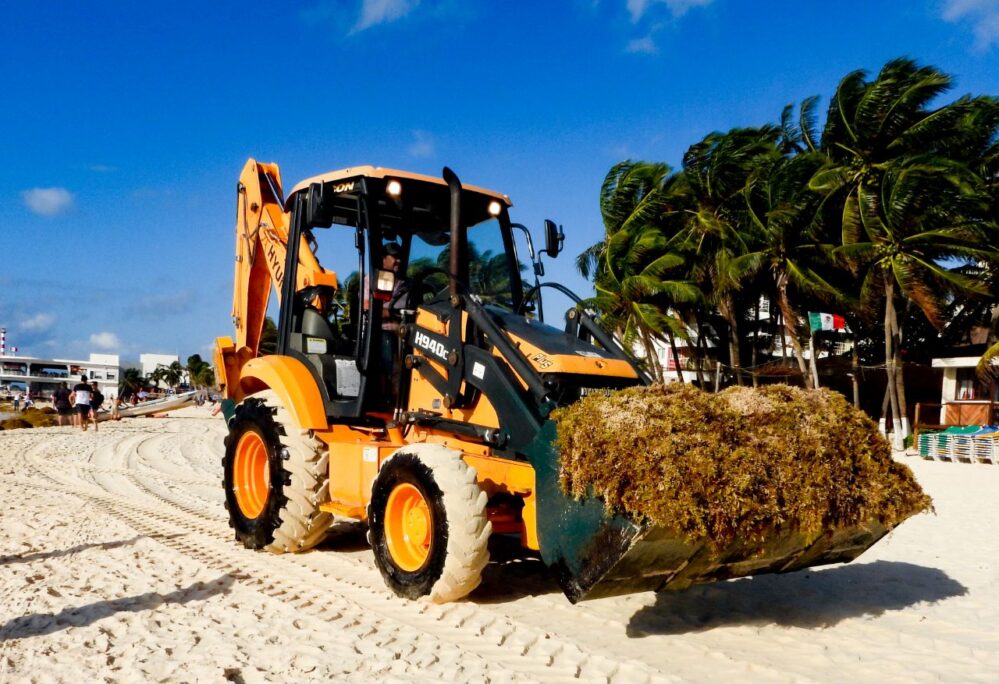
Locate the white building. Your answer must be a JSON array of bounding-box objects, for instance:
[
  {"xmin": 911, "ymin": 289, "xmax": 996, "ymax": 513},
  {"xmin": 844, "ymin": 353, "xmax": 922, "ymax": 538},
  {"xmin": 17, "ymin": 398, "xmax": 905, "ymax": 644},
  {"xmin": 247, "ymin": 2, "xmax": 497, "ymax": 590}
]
[
  {"xmin": 931, "ymin": 355, "xmax": 998, "ymax": 425},
  {"xmin": 140, "ymin": 353, "xmax": 179, "ymax": 377},
  {"xmin": 0, "ymin": 353, "xmax": 120, "ymax": 400}
]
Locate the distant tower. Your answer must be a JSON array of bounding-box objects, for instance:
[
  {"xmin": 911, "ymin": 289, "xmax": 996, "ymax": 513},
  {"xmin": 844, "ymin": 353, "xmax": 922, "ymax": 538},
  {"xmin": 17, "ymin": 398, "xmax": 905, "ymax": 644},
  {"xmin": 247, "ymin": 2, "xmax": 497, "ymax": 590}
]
[{"xmin": 0, "ymin": 329, "xmax": 18, "ymax": 356}]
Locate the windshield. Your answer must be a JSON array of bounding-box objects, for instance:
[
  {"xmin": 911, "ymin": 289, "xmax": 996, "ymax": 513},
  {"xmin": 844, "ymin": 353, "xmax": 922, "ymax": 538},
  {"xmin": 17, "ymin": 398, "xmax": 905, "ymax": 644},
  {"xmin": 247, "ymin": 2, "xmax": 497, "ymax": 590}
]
[
  {"xmin": 307, "ymin": 175, "xmax": 527, "ymax": 310},
  {"xmin": 407, "ymin": 216, "xmax": 525, "ymax": 308}
]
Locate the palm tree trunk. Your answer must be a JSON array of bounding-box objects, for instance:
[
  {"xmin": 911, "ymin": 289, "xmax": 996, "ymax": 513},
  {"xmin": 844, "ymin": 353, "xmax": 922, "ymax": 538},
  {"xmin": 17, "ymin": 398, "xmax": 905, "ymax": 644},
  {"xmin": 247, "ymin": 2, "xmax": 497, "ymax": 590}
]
[
  {"xmin": 776, "ymin": 279, "xmax": 813, "ymax": 389},
  {"xmin": 719, "ymin": 295, "xmax": 743, "ymax": 386},
  {"xmin": 893, "ymin": 299, "xmax": 910, "ymax": 440},
  {"xmin": 693, "ymin": 313, "xmax": 707, "ymax": 388},
  {"xmin": 879, "ymin": 384, "xmax": 890, "ymax": 435},
  {"xmin": 666, "ymin": 328, "xmax": 685, "ymax": 384},
  {"xmin": 641, "ymin": 330, "xmax": 664, "ymax": 384},
  {"xmin": 884, "ymin": 276, "xmax": 904, "ymax": 450}
]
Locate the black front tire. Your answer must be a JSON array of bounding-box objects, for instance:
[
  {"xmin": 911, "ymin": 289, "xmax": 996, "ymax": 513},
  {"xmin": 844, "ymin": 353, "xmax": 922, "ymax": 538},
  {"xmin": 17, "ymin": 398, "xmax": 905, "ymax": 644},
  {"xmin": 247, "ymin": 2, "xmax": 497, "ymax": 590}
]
[{"xmin": 367, "ymin": 445, "xmax": 491, "ymax": 602}]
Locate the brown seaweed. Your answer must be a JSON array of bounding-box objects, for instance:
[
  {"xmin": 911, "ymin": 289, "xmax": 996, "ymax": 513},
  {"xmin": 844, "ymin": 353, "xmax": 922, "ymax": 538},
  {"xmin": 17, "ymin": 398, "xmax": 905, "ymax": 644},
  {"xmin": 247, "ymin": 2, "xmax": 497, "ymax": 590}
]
[{"xmin": 552, "ymin": 383, "xmax": 931, "ymax": 549}]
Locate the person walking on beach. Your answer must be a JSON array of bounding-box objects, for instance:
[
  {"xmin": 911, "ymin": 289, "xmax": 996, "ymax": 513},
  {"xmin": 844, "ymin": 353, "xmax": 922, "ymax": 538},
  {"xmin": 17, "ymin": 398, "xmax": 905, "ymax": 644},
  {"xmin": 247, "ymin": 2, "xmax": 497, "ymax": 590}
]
[
  {"xmin": 70, "ymin": 375, "xmax": 92, "ymax": 432},
  {"xmin": 12, "ymin": 391, "xmax": 20, "ymax": 412},
  {"xmin": 52, "ymin": 382, "xmax": 72, "ymax": 426},
  {"xmin": 89, "ymin": 381, "xmax": 104, "ymax": 432}
]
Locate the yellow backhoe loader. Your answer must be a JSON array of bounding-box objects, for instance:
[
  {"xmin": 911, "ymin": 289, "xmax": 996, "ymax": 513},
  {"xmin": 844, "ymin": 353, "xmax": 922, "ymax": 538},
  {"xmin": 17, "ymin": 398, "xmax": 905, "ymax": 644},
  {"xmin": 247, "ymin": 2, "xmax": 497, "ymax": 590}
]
[{"xmin": 214, "ymin": 160, "xmax": 892, "ymax": 603}]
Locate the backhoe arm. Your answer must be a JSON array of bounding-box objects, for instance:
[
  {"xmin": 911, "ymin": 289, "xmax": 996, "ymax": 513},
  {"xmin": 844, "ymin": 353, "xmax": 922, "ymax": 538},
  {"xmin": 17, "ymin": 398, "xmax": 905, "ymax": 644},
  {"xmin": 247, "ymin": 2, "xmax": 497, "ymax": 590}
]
[
  {"xmin": 215, "ymin": 159, "xmax": 335, "ymax": 400},
  {"xmin": 232, "ymin": 159, "xmax": 288, "ymax": 356}
]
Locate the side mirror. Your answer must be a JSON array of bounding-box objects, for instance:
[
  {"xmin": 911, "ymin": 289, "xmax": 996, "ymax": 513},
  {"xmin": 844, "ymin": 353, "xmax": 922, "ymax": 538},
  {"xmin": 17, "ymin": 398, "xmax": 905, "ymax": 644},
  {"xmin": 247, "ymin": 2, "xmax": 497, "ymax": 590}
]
[{"xmin": 544, "ymin": 219, "xmax": 564, "ymax": 257}]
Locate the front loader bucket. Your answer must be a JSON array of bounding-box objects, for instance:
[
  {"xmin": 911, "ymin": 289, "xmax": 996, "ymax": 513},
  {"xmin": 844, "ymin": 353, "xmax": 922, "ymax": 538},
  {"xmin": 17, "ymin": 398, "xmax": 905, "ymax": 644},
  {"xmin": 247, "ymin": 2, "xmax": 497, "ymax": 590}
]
[{"xmin": 525, "ymin": 423, "xmax": 890, "ymax": 603}]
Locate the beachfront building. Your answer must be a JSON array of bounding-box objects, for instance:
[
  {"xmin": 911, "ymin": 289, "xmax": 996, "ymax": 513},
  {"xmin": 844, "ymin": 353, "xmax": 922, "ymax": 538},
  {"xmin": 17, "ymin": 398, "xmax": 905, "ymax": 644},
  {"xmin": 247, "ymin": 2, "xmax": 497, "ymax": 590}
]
[
  {"xmin": 930, "ymin": 353, "xmax": 998, "ymax": 425},
  {"xmin": 139, "ymin": 353, "xmax": 179, "ymax": 377},
  {"xmin": 0, "ymin": 353, "xmax": 120, "ymax": 401},
  {"xmin": 139, "ymin": 353, "xmax": 188, "ymax": 387}
]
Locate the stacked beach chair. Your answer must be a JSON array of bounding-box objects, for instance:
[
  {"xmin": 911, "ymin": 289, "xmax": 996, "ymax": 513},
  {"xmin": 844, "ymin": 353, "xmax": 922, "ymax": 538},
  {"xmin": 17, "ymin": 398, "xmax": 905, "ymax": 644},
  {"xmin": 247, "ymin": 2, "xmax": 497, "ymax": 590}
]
[
  {"xmin": 917, "ymin": 425, "xmax": 999, "ymax": 464},
  {"xmin": 972, "ymin": 428, "xmax": 999, "ymax": 465}
]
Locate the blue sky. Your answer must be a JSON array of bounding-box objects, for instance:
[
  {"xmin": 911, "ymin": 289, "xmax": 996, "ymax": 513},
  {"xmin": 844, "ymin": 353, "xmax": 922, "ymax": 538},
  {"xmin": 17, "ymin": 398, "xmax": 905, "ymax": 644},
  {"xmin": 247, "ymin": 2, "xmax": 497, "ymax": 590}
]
[{"xmin": 2, "ymin": 0, "xmax": 998, "ymax": 365}]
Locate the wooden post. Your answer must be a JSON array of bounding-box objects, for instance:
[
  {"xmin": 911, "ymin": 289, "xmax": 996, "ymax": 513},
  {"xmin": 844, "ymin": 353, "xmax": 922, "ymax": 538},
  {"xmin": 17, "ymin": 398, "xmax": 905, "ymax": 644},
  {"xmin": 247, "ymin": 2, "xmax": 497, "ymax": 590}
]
[{"xmin": 714, "ymin": 361, "xmax": 722, "ymax": 393}]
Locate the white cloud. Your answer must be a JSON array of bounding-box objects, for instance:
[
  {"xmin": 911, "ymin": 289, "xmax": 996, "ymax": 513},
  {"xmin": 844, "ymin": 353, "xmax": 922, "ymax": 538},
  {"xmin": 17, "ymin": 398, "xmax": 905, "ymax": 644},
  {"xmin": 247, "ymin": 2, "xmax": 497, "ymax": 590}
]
[
  {"xmin": 354, "ymin": 0, "xmax": 420, "ymax": 32},
  {"xmin": 21, "ymin": 187, "xmax": 74, "ymax": 216},
  {"xmin": 626, "ymin": 36, "xmax": 658, "ymax": 53},
  {"xmin": 942, "ymin": 0, "xmax": 999, "ymax": 50},
  {"xmin": 407, "ymin": 130, "xmax": 435, "ymax": 158},
  {"xmin": 90, "ymin": 332, "xmax": 121, "ymax": 350},
  {"xmin": 628, "ymin": 0, "xmax": 713, "ymax": 21},
  {"xmin": 20, "ymin": 313, "xmax": 56, "ymax": 333}
]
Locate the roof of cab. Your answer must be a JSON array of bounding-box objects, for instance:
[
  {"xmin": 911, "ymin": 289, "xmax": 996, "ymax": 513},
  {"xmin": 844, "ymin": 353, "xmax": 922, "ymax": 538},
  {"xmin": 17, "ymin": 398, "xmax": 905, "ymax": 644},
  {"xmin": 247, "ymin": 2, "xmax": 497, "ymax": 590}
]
[{"xmin": 284, "ymin": 166, "xmax": 513, "ymax": 210}]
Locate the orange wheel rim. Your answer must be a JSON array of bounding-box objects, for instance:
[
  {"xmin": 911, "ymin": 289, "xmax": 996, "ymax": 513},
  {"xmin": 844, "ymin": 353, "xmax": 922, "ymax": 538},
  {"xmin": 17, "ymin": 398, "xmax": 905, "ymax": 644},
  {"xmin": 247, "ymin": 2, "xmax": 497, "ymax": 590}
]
[
  {"xmin": 233, "ymin": 431, "xmax": 269, "ymax": 519},
  {"xmin": 385, "ymin": 483, "xmax": 432, "ymax": 572}
]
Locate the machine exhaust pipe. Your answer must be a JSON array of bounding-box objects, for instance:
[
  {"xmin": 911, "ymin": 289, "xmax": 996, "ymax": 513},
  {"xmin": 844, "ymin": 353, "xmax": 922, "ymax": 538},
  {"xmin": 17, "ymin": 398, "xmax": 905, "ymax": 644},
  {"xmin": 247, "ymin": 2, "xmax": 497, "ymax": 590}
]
[{"xmin": 443, "ymin": 167, "xmax": 465, "ymax": 299}]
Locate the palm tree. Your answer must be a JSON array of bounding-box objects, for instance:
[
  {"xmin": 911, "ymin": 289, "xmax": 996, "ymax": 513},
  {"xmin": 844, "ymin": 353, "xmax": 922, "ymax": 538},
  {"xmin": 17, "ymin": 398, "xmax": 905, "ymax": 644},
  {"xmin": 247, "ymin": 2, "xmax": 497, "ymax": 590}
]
[
  {"xmin": 186, "ymin": 354, "xmax": 216, "ymax": 390},
  {"xmin": 582, "ymin": 161, "xmax": 699, "ymax": 382},
  {"xmin": 677, "ymin": 126, "xmax": 781, "ymax": 385},
  {"xmin": 119, "ymin": 367, "xmax": 143, "ymax": 400},
  {"xmin": 738, "ymin": 151, "xmax": 840, "ymax": 388},
  {"xmin": 834, "ymin": 160, "xmax": 992, "ymax": 446},
  {"xmin": 162, "ymin": 361, "xmax": 184, "ymax": 390},
  {"xmin": 147, "ymin": 366, "xmax": 166, "ymax": 390},
  {"xmin": 811, "ymin": 57, "xmax": 999, "ymax": 446},
  {"xmin": 593, "ymin": 226, "xmax": 699, "ymax": 383}
]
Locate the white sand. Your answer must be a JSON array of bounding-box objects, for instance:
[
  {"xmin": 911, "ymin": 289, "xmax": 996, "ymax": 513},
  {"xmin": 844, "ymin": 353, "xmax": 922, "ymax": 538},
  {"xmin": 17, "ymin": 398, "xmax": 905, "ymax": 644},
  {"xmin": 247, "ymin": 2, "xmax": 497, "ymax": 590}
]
[{"xmin": 1, "ymin": 408, "xmax": 996, "ymax": 683}]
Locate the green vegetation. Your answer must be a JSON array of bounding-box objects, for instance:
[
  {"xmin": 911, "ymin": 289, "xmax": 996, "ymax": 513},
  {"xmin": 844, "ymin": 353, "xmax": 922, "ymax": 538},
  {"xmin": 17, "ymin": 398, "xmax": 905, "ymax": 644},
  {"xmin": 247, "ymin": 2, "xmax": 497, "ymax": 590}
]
[
  {"xmin": 186, "ymin": 354, "xmax": 216, "ymax": 390},
  {"xmin": 553, "ymin": 384, "xmax": 931, "ymax": 548},
  {"xmin": 578, "ymin": 58, "xmax": 999, "ymax": 440},
  {"xmin": 118, "ymin": 354, "xmax": 217, "ymax": 399}
]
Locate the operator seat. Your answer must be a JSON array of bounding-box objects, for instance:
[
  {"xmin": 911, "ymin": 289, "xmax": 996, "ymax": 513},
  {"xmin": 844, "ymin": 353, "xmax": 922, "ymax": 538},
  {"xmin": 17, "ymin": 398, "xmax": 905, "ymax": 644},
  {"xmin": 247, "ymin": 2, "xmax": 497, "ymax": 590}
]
[{"xmin": 296, "ymin": 307, "xmax": 341, "ymax": 399}]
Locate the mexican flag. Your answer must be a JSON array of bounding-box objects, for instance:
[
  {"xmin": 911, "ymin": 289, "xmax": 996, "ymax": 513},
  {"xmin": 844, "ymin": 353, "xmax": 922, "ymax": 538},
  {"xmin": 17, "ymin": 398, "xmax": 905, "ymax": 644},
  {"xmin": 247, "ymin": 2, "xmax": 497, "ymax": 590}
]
[{"xmin": 808, "ymin": 312, "xmax": 847, "ymax": 333}]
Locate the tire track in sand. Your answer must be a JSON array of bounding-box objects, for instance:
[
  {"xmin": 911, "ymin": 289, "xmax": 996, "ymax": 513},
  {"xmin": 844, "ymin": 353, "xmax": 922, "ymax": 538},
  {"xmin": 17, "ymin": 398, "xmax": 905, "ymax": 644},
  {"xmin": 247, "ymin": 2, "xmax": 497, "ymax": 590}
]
[{"xmin": 13, "ymin": 425, "xmax": 675, "ymax": 683}]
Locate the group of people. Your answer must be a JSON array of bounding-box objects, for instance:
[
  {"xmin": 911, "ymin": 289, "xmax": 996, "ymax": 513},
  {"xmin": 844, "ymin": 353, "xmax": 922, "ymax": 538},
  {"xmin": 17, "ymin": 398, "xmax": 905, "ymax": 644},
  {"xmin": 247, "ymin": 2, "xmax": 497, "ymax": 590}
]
[
  {"xmin": 10, "ymin": 390, "xmax": 33, "ymax": 412},
  {"xmin": 51, "ymin": 376, "xmax": 105, "ymax": 431}
]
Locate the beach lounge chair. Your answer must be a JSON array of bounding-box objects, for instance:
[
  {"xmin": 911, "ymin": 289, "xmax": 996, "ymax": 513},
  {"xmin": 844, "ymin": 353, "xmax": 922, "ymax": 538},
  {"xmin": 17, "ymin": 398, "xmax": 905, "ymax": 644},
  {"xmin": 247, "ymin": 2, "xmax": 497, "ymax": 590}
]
[
  {"xmin": 944, "ymin": 425, "xmax": 981, "ymax": 462},
  {"xmin": 918, "ymin": 430, "xmax": 942, "ymax": 460},
  {"xmin": 969, "ymin": 427, "xmax": 999, "ymax": 464}
]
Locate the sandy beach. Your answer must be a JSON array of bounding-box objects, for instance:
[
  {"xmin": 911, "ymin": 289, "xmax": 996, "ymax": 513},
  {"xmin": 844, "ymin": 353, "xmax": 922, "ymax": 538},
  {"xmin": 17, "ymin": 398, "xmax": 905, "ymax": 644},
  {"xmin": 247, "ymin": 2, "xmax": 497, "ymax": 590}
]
[{"xmin": 1, "ymin": 408, "xmax": 997, "ymax": 683}]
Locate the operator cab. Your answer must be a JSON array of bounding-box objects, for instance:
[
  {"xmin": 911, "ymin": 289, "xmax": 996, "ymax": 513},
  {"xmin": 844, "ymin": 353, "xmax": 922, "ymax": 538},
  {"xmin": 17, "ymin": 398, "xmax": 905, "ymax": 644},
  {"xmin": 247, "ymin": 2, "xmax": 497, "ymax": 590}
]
[{"xmin": 279, "ymin": 168, "xmax": 527, "ymax": 422}]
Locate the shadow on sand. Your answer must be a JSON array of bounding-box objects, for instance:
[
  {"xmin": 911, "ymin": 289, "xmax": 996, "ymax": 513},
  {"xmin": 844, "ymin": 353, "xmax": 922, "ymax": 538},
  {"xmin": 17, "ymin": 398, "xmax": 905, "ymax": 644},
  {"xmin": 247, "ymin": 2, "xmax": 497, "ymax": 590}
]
[
  {"xmin": 0, "ymin": 534, "xmax": 187, "ymax": 567},
  {"xmin": 0, "ymin": 574, "xmax": 235, "ymax": 641},
  {"xmin": 317, "ymin": 520, "xmax": 371, "ymax": 553},
  {"xmin": 471, "ymin": 536, "xmax": 562, "ymax": 603},
  {"xmin": 0, "ymin": 536, "xmax": 145, "ymax": 567},
  {"xmin": 626, "ymin": 560, "xmax": 966, "ymax": 636}
]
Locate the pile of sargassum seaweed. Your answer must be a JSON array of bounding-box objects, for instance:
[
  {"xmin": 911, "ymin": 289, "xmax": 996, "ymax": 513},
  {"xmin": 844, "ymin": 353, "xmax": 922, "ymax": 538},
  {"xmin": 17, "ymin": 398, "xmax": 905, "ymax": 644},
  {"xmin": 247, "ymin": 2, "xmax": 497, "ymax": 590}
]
[
  {"xmin": 0, "ymin": 407, "xmax": 58, "ymax": 430},
  {"xmin": 553, "ymin": 384, "xmax": 931, "ymax": 548}
]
